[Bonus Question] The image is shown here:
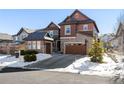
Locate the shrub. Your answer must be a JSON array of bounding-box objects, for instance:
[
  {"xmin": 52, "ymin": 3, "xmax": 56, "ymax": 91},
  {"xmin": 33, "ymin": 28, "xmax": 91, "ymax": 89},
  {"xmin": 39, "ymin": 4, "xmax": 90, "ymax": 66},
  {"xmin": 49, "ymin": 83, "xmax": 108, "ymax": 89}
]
[
  {"xmin": 26, "ymin": 50, "xmax": 38, "ymax": 54},
  {"xmin": 24, "ymin": 54, "xmax": 37, "ymax": 62},
  {"xmin": 89, "ymin": 39, "xmax": 104, "ymax": 63},
  {"xmin": 30, "ymin": 54, "xmax": 37, "ymax": 61},
  {"xmin": 20, "ymin": 50, "xmax": 25, "ymax": 55},
  {"xmin": 24, "ymin": 54, "xmax": 30, "ymax": 62},
  {"xmin": 21, "ymin": 50, "xmax": 38, "ymax": 55}
]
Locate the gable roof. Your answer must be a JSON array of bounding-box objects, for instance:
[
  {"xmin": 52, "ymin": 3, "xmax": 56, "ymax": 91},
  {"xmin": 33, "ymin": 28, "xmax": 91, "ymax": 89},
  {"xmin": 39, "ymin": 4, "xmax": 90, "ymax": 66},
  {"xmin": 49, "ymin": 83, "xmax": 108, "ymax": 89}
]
[
  {"xmin": 43, "ymin": 22, "xmax": 60, "ymax": 30},
  {"xmin": 16, "ymin": 27, "xmax": 35, "ymax": 36},
  {"xmin": 24, "ymin": 31, "xmax": 53, "ymax": 41},
  {"xmin": 59, "ymin": 9, "xmax": 94, "ymax": 25},
  {"xmin": 116, "ymin": 22, "xmax": 124, "ymax": 37},
  {"xmin": 59, "ymin": 9, "xmax": 99, "ymax": 32}
]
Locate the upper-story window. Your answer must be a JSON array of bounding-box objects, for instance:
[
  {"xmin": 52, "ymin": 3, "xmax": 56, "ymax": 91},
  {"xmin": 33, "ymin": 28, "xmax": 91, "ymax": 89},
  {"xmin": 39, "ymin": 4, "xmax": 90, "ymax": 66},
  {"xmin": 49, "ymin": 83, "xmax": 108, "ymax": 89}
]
[
  {"xmin": 83, "ymin": 24, "xmax": 88, "ymax": 31},
  {"xmin": 65, "ymin": 25, "xmax": 71, "ymax": 35},
  {"xmin": 49, "ymin": 31, "xmax": 54, "ymax": 37}
]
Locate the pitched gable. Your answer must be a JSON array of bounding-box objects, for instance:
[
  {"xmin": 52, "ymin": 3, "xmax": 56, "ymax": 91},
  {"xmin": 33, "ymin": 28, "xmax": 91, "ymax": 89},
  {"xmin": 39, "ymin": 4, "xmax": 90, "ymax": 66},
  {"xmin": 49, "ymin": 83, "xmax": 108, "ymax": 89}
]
[
  {"xmin": 59, "ymin": 9, "xmax": 94, "ymax": 25},
  {"xmin": 67, "ymin": 9, "xmax": 89, "ymax": 21},
  {"xmin": 116, "ymin": 23, "xmax": 124, "ymax": 37},
  {"xmin": 44, "ymin": 22, "xmax": 60, "ymax": 30},
  {"xmin": 17, "ymin": 27, "xmax": 35, "ymax": 35}
]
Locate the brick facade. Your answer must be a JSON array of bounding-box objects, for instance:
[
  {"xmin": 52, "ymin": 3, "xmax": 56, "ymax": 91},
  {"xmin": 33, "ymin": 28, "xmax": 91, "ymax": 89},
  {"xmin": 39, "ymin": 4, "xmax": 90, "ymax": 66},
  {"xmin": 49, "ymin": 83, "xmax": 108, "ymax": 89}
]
[{"xmin": 59, "ymin": 9, "xmax": 99, "ymax": 54}]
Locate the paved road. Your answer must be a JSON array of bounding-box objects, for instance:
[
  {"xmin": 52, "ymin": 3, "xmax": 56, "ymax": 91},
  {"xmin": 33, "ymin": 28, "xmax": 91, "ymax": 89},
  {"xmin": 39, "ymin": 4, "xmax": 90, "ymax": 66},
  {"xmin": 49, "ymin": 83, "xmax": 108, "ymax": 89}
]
[
  {"xmin": 26, "ymin": 54, "xmax": 84, "ymax": 69},
  {"xmin": 0, "ymin": 71, "xmax": 112, "ymax": 84}
]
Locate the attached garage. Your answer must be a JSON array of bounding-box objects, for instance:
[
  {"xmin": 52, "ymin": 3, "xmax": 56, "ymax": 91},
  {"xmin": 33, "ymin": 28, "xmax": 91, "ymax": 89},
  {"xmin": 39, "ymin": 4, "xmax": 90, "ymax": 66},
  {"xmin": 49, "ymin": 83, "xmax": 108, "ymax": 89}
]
[{"xmin": 65, "ymin": 43, "xmax": 86, "ymax": 55}]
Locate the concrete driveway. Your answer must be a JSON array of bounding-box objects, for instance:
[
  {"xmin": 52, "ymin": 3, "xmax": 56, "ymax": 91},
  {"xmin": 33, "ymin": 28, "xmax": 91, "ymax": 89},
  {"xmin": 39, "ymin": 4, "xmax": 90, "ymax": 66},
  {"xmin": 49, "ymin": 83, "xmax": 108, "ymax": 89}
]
[
  {"xmin": 26, "ymin": 54, "xmax": 84, "ymax": 69},
  {"xmin": 0, "ymin": 71, "xmax": 111, "ymax": 84}
]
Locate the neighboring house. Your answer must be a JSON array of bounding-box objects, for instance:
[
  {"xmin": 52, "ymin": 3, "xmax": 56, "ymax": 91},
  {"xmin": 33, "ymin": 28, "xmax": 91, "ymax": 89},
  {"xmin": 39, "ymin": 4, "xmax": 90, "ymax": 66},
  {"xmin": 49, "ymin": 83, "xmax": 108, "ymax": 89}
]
[
  {"xmin": 24, "ymin": 31, "xmax": 53, "ymax": 54},
  {"xmin": 100, "ymin": 33, "xmax": 116, "ymax": 49},
  {"xmin": 12, "ymin": 27, "xmax": 35, "ymax": 51},
  {"xmin": 38, "ymin": 22, "xmax": 60, "ymax": 52},
  {"xmin": 59, "ymin": 9, "xmax": 99, "ymax": 55},
  {"xmin": 114, "ymin": 23, "xmax": 124, "ymax": 55},
  {"xmin": 0, "ymin": 33, "xmax": 15, "ymax": 54},
  {"xmin": 109, "ymin": 37, "xmax": 118, "ymax": 50},
  {"xmin": 13, "ymin": 27, "xmax": 35, "ymax": 44}
]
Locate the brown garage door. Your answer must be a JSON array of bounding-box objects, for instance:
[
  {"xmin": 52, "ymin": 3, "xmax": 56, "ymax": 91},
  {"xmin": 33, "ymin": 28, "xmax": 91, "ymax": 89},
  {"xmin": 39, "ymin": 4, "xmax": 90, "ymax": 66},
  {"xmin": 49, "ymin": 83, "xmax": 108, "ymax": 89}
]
[
  {"xmin": 46, "ymin": 43, "xmax": 51, "ymax": 54},
  {"xmin": 65, "ymin": 44, "xmax": 86, "ymax": 55}
]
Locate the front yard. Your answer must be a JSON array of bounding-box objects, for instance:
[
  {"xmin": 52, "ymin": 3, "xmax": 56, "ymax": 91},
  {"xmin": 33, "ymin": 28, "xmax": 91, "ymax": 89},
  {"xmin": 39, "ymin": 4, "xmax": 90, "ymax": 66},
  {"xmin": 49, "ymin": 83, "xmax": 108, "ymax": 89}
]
[
  {"xmin": 47, "ymin": 53, "xmax": 124, "ymax": 77},
  {"xmin": 0, "ymin": 53, "xmax": 124, "ymax": 78},
  {"xmin": 0, "ymin": 53, "xmax": 52, "ymax": 67}
]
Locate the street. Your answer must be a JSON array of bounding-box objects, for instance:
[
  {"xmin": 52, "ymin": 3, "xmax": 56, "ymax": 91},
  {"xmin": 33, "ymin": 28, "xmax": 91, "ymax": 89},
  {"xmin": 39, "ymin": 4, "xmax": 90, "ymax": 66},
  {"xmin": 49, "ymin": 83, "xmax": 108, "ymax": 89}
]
[{"xmin": 0, "ymin": 70, "xmax": 111, "ymax": 84}]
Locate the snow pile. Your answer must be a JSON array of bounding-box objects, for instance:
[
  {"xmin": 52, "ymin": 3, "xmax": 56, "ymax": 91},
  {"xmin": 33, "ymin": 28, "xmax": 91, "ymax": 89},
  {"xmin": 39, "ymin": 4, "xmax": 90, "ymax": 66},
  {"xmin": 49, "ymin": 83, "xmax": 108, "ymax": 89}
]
[
  {"xmin": 115, "ymin": 54, "xmax": 124, "ymax": 63},
  {"xmin": 0, "ymin": 53, "xmax": 52, "ymax": 67},
  {"xmin": 48, "ymin": 54, "xmax": 124, "ymax": 77},
  {"xmin": 63, "ymin": 54, "xmax": 117, "ymax": 77}
]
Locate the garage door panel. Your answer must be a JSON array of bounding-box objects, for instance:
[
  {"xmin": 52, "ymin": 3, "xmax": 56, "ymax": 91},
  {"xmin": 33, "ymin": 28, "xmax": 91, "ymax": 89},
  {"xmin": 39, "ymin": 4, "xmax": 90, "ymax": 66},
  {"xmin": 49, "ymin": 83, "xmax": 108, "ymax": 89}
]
[{"xmin": 65, "ymin": 44, "xmax": 86, "ymax": 55}]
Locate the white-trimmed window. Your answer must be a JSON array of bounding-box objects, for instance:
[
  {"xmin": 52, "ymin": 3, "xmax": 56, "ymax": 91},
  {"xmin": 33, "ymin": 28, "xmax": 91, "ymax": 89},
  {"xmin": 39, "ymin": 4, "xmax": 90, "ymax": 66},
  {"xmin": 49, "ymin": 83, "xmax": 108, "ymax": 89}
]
[
  {"xmin": 83, "ymin": 24, "xmax": 88, "ymax": 31},
  {"xmin": 32, "ymin": 41, "xmax": 36, "ymax": 49},
  {"xmin": 65, "ymin": 25, "xmax": 71, "ymax": 35},
  {"xmin": 49, "ymin": 31, "xmax": 54, "ymax": 37},
  {"xmin": 37, "ymin": 41, "xmax": 41, "ymax": 49}
]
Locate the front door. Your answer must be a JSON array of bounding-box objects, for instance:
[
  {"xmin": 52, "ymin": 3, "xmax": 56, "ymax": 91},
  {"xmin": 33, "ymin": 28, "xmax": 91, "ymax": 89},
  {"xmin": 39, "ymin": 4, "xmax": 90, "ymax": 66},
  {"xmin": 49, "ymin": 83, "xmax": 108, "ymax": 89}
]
[{"xmin": 46, "ymin": 43, "xmax": 51, "ymax": 54}]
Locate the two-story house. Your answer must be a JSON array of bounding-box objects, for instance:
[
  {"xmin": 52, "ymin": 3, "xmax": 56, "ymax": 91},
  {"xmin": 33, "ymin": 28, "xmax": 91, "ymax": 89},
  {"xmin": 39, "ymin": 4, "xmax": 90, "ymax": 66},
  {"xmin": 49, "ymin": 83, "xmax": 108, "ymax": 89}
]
[
  {"xmin": 59, "ymin": 9, "xmax": 99, "ymax": 55},
  {"xmin": 13, "ymin": 27, "xmax": 35, "ymax": 44}
]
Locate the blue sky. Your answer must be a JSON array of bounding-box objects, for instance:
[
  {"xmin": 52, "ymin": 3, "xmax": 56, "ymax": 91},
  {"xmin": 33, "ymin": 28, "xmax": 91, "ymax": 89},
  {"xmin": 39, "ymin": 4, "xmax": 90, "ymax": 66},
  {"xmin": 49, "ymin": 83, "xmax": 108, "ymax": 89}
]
[{"xmin": 0, "ymin": 9, "xmax": 123, "ymax": 35}]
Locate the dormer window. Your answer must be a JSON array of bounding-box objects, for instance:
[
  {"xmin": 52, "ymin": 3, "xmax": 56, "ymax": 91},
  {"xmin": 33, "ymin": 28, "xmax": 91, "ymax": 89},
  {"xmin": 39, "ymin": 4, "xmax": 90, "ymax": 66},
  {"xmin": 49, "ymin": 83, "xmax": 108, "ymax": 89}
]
[
  {"xmin": 83, "ymin": 24, "xmax": 88, "ymax": 31},
  {"xmin": 65, "ymin": 25, "xmax": 71, "ymax": 35}
]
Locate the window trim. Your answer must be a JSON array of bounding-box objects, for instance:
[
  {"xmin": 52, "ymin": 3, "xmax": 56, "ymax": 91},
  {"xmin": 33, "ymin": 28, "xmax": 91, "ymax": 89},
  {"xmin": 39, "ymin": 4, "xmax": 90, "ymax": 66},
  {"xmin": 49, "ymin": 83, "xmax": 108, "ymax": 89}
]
[
  {"xmin": 65, "ymin": 25, "xmax": 71, "ymax": 35},
  {"xmin": 83, "ymin": 24, "xmax": 88, "ymax": 31}
]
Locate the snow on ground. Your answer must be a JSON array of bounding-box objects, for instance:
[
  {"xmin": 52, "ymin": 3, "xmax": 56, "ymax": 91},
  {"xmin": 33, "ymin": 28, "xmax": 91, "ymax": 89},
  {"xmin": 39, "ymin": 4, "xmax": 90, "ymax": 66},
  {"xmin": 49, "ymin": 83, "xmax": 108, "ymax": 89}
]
[
  {"xmin": 0, "ymin": 53, "xmax": 52, "ymax": 67},
  {"xmin": 47, "ymin": 54, "xmax": 124, "ymax": 77},
  {"xmin": 0, "ymin": 54, "xmax": 10, "ymax": 60}
]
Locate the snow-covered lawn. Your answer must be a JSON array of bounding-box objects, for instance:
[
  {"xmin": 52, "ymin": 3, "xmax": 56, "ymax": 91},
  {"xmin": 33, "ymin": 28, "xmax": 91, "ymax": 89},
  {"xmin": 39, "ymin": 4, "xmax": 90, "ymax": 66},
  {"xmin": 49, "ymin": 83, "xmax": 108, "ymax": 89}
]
[
  {"xmin": 47, "ymin": 54, "xmax": 124, "ymax": 77},
  {"xmin": 0, "ymin": 54, "xmax": 10, "ymax": 60},
  {"xmin": 0, "ymin": 53, "xmax": 52, "ymax": 67}
]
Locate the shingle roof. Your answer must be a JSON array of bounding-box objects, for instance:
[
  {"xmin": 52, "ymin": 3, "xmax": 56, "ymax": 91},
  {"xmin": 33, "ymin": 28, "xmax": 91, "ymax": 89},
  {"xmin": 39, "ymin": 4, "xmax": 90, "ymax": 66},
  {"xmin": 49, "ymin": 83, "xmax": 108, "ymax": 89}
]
[
  {"xmin": 0, "ymin": 33, "xmax": 13, "ymax": 41},
  {"xmin": 24, "ymin": 31, "xmax": 54, "ymax": 41},
  {"xmin": 16, "ymin": 27, "xmax": 35, "ymax": 35},
  {"xmin": 24, "ymin": 31, "xmax": 47, "ymax": 41}
]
